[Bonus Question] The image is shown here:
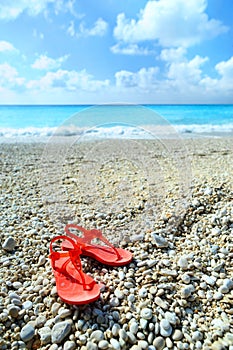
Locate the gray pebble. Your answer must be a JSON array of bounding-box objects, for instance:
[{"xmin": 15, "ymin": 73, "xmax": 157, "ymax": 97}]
[
  {"xmin": 172, "ymin": 329, "xmax": 184, "ymax": 341},
  {"xmin": 8, "ymin": 305, "xmax": 20, "ymax": 318},
  {"xmin": 12, "ymin": 281, "xmax": 22, "ymax": 290},
  {"xmin": 164, "ymin": 311, "xmax": 177, "ymax": 325},
  {"xmin": 9, "ymin": 292, "xmax": 21, "ymax": 300},
  {"xmin": 38, "ymin": 326, "xmax": 52, "ymax": 345},
  {"xmin": 112, "ymin": 323, "xmax": 121, "ymax": 336},
  {"xmin": 130, "ymin": 321, "xmax": 139, "ymax": 334},
  {"xmin": 154, "ymin": 296, "xmax": 168, "ymax": 310},
  {"xmin": 153, "ymin": 336, "xmax": 165, "ymax": 350},
  {"xmin": 64, "ymin": 340, "xmax": 76, "ymax": 350},
  {"xmin": 181, "ymin": 284, "xmax": 195, "ymax": 298},
  {"xmin": 2, "ymin": 236, "xmax": 16, "ymax": 251},
  {"xmin": 114, "ymin": 288, "xmax": 124, "ymax": 299},
  {"xmin": 86, "ymin": 341, "xmax": 98, "ymax": 350},
  {"xmin": 58, "ymin": 308, "xmax": 72, "ymax": 318},
  {"xmin": 118, "ymin": 271, "xmax": 125, "ymax": 280},
  {"xmin": 151, "ymin": 233, "xmax": 168, "ymax": 248},
  {"xmin": 98, "ymin": 340, "xmax": 110, "ymax": 349},
  {"xmin": 192, "ymin": 331, "xmax": 203, "ymax": 341},
  {"xmin": 140, "ymin": 308, "xmax": 153, "ymax": 320},
  {"xmin": 160, "ymin": 319, "xmax": 172, "ymax": 337},
  {"xmin": 20, "ymin": 324, "xmax": 35, "ymax": 342},
  {"xmin": 51, "ymin": 321, "xmax": 72, "ymax": 344},
  {"xmin": 90, "ymin": 329, "xmax": 104, "ymax": 341},
  {"xmin": 110, "ymin": 338, "xmax": 121, "ymax": 350},
  {"xmin": 202, "ymin": 274, "xmax": 216, "ymax": 286},
  {"xmin": 140, "ymin": 318, "xmax": 148, "ymax": 330},
  {"xmin": 138, "ymin": 340, "xmax": 149, "ymax": 349},
  {"xmin": 139, "ymin": 287, "xmax": 148, "ymax": 298},
  {"xmin": 11, "ymin": 298, "xmax": 22, "ymax": 306},
  {"xmin": 178, "ymin": 256, "xmax": 189, "ymax": 269},
  {"xmin": 22, "ymin": 300, "xmax": 33, "ymax": 310}
]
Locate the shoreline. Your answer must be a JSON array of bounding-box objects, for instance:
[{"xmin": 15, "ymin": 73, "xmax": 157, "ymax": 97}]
[{"xmin": 1, "ymin": 137, "xmax": 232, "ymax": 349}]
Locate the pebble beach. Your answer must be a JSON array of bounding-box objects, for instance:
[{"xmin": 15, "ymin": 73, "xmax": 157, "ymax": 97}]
[{"xmin": 0, "ymin": 136, "xmax": 233, "ymax": 350}]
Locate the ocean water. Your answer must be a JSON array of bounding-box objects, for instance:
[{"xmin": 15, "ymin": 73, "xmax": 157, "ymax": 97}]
[{"xmin": 0, "ymin": 104, "xmax": 233, "ymax": 140}]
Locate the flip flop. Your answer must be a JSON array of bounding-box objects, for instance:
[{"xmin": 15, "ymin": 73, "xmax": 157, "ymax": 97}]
[
  {"xmin": 62, "ymin": 224, "xmax": 133, "ymax": 266},
  {"xmin": 49, "ymin": 235, "xmax": 100, "ymax": 305}
]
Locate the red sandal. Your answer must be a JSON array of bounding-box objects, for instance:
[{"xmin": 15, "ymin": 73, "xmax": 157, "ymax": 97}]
[
  {"xmin": 49, "ymin": 235, "xmax": 100, "ymax": 304},
  {"xmin": 62, "ymin": 224, "xmax": 133, "ymax": 266}
]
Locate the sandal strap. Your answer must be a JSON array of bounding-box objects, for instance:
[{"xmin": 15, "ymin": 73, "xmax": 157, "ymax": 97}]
[
  {"xmin": 65, "ymin": 224, "xmax": 122, "ymax": 261},
  {"xmin": 49, "ymin": 235, "xmax": 95, "ymax": 290}
]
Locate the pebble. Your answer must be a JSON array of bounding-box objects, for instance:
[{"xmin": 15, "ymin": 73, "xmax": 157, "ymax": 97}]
[
  {"xmin": 8, "ymin": 305, "xmax": 20, "ymax": 318},
  {"xmin": 22, "ymin": 300, "xmax": 33, "ymax": 310},
  {"xmin": 114, "ymin": 288, "xmax": 124, "ymax": 299},
  {"xmin": 153, "ymin": 336, "xmax": 165, "ymax": 349},
  {"xmin": 160, "ymin": 319, "xmax": 173, "ymax": 337},
  {"xmin": 112, "ymin": 323, "xmax": 121, "ymax": 336},
  {"xmin": 12, "ymin": 281, "xmax": 22, "ymax": 290},
  {"xmin": 20, "ymin": 324, "xmax": 35, "ymax": 342},
  {"xmin": 90, "ymin": 330, "xmax": 104, "ymax": 341},
  {"xmin": 2, "ymin": 236, "xmax": 16, "ymax": 251},
  {"xmin": 140, "ymin": 318, "xmax": 148, "ymax": 330},
  {"xmin": 138, "ymin": 340, "xmax": 149, "ymax": 349},
  {"xmin": 1, "ymin": 141, "xmax": 233, "ymax": 350},
  {"xmin": 140, "ymin": 308, "xmax": 153, "ymax": 320},
  {"xmin": 51, "ymin": 321, "xmax": 72, "ymax": 344},
  {"xmin": 172, "ymin": 329, "xmax": 184, "ymax": 341},
  {"xmin": 181, "ymin": 284, "xmax": 195, "ymax": 298},
  {"xmin": 139, "ymin": 287, "xmax": 148, "ymax": 298},
  {"xmin": 129, "ymin": 322, "xmax": 139, "ymax": 334},
  {"xmin": 86, "ymin": 342, "xmax": 98, "ymax": 350},
  {"xmin": 110, "ymin": 338, "xmax": 121, "ymax": 350},
  {"xmin": 154, "ymin": 296, "xmax": 168, "ymax": 310},
  {"xmin": 202, "ymin": 274, "xmax": 217, "ymax": 286},
  {"xmin": 178, "ymin": 256, "xmax": 189, "ymax": 270},
  {"xmin": 63, "ymin": 340, "xmax": 76, "ymax": 350},
  {"xmin": 38, "ymin": 326, "xmax": 52, "ymax": 345},
  {"xmin": 58, "ymin": 308, "xmax": 72, "ymax": 318},
  {"xmin": 151, "ymin": 233, "xmax": 168, "ymax": 248},
  {"xmin": 98, "ymin": 340, "xmax": 110, "ymax": 349}
]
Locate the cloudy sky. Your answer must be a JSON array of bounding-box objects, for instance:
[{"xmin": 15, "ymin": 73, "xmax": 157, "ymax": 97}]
[{"xmin": 0, "ymin": 0, "xmax": 232, "ymax": 104}]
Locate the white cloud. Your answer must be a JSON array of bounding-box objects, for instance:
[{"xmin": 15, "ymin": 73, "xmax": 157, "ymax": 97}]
[
  {"xmin": 115, "ymin": 67, "xmax": 159, "ymax": 90},
  {"xmin": 166, "ymin": 55, "xmax": 209, "ymax": 85},
  {"xmin": 32, "ymin": 29, "xmax": 44, "ymax": 40},
  {"xmin": 113, "ymin": 0, "xmax": 228, "ymax": 48},
  {"xmin": 67, "ymin": 18, "xmax": 108, "ymax": 38},
  {"xmin": 0, "ymin": 40, "xmax": 18, "ymax": 53},
  {"xmin": 31, "ymin": 54, "xmax": 69, "ymax": 70},
  {"xmin": 27, "ymin": 69, "xmax": 110, "ymax": 92},
  {"xmin": 0, "ymin": 0, "xmax": 71, "ymax": 20},
  {"xmin": 215, "ymin": 56, "xmax": 233, "ymax": 79},
  {"xmin": 0, "ymin": 63, "xmax": 24, "ymax": 87},
  {"xmin": 67, "ymin": 20, "xmax": 75, "ymax": 37},
  {"xmin": 111, "ymin": 43, "xmax": 154, "ymax": 55},
  {"xmin": 201, "ymin": 56, "xmax": 233, "ymax": 92},
  {"xmin": 160, "ymin": 47, "xmax": 187, "ymax": 62}
]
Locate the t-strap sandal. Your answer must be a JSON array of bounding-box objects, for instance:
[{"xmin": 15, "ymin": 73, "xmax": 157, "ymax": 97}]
[
  {"xmin": 49, "ymin": 235, "xmax": 100, "ymax": 304},
  {"xmin": 62, "ymin": 224, "xmax": 133, "ymax": 266}
]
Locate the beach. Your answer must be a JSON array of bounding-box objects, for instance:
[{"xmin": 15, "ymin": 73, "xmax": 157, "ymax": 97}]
[{"xmin": 0, "ymin": 136, "xmax": 233, "ymax": 350}]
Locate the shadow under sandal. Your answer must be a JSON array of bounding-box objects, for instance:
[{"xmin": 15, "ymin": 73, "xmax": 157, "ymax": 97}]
[
  {"xmin": 63, "ymin": 224, "xmax": 133, "ymax": 266},
  {"xmin": 49, "ymin": 235, "xmax": 100, "ymax": 305}
]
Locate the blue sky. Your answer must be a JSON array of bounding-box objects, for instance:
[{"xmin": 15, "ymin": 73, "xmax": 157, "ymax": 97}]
[{"xmin": 0, "ymin": 0, "xmax": 232, "ymax": 104}]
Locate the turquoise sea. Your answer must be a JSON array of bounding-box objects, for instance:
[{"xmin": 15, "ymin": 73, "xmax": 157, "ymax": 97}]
[{"xmin": 0, "ymin": 104, "xmax": 233, "ymax": 139}]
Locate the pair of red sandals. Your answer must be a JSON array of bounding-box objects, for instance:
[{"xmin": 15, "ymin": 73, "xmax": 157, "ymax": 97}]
[{"xmin": 49, "ymin": 224, "xmax": 133, "ymax": 305}]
